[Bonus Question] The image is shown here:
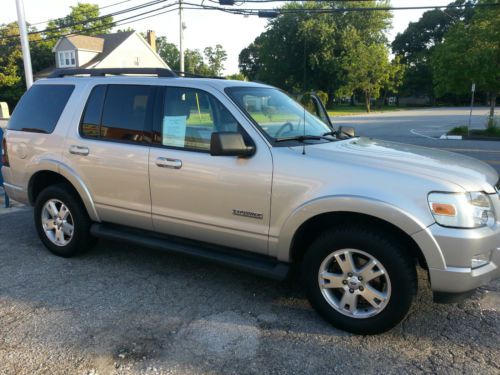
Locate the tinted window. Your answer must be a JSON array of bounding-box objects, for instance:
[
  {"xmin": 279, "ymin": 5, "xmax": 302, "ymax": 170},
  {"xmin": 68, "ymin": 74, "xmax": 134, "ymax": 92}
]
[
  {"xmin": 8, "ymin": 85, "xmax": 74, "ymax": 133},
  {"xmin": 156, "ymin": 87, "xmax": 238, "ymax": 151},
  {"xmin": 81, "ymin": 85, "xmax": 106, "ymax": 138},
  {"xmin": 100, "ymin": 85, "xmax": 153, "ymax": 143}
]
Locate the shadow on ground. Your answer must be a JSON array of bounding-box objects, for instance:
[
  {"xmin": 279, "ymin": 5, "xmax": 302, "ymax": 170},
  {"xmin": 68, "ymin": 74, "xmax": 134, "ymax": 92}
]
[{"xmin": 0, "ymin": 209, "xmax": 498, "ymax": 375}]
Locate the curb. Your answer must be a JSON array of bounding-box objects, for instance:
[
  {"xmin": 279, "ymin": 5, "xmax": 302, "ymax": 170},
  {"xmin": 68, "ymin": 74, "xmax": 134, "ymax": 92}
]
[
  {"xmin": 440, "ymin": 133, "xmax": 500, "ymax": 141},
  {"xmin": 440, "ymin": 134, "xmax": 463, "ymax": 140}
]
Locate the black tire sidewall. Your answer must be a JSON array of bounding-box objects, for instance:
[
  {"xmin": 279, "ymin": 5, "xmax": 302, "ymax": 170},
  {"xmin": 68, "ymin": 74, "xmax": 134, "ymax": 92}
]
[
  {"xmin": 34, "ymin": 184, "xmax": 91, "ymax": 257},
  {"xmin": 302, "ymin": 227, "xmax": 417, "ymax": 335}
]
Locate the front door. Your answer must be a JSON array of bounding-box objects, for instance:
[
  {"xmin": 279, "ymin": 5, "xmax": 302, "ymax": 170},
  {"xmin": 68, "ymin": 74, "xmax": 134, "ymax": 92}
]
[{"xmin": 149, "ymin": 85, "xmax": 273, "ymax": 254}]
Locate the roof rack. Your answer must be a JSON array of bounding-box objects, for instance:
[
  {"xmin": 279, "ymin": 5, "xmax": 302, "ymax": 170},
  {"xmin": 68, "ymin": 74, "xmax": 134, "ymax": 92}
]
[
  {"xmin": 173, "ymin": 71, "xmax": 225, "ymax": 80},
  {"xmin": 48, "ymin": 68, "xmax": 177, "ymax": 78}
]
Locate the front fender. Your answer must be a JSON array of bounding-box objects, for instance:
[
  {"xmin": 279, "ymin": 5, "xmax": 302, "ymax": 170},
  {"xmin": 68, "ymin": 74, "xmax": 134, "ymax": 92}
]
[{"xmin": 273, "ymin": 195, "xmax": 446, "ymax": 269}]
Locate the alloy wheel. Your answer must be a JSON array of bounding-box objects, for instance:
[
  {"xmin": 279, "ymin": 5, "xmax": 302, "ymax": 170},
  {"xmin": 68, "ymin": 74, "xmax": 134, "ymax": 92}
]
[
  {"xmin": 318, "ymin": 248, "xmax": 392, "ymax": 318},
  {"xmin": 41, "ymin": 199, "xmax": 75, "ymax": 247}
]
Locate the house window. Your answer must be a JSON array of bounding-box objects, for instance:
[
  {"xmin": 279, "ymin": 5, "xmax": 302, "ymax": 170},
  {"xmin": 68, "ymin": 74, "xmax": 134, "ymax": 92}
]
[{"xmin": 58, "ymin": 50, "xmax": 76, "ymax": 67}]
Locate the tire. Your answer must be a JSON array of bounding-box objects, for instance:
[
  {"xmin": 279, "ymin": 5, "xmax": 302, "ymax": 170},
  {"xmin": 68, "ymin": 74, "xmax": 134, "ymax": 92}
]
[
  {"xmin": 302, "ymin": 226, "xmax": 417, "ymax": 335},
  {"xmin": 34, "ymin": 184, "xmax": 94, "ymax": 257}
]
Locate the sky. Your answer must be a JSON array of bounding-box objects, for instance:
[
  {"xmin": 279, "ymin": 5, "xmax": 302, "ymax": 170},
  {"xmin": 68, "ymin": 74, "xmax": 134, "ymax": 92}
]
[{"xmin": 1, "ymin": 0, "xmax": 451, "ymax": 74}]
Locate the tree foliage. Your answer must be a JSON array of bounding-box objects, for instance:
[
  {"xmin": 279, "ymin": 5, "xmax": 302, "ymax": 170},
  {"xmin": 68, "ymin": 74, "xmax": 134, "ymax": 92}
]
[
  {"xmin": 156, "ymin": 37, "xmax": 228, "ymax": 76},
  {"xmin": 238, "ymin": 1, "xmax": 394, "ymax": 110},
  {"xmin": 0, "ymin": 23, "xmax": 54, "ymax": 108},
  {"xmin": 432, "ymin": 0, "xmax": 499, "ymax": 121},
  {"xmin": 339, "ymin": 39, "xmax": 392, "ymax": 112},
  {"xmin": 0, "ymin": 3, "xmax": 115, "ymax": 108},
  {"xmin": 45, "ymin": 2, "xmax": 114, "ymax": 38},
  {"xmin": 391, "ymin": 0, "xmax": 475, "ymax": 99}
]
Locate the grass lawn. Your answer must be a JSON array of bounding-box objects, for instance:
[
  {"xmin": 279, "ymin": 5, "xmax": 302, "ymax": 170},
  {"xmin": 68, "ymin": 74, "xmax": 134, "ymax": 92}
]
[
  {"xmin": 448, "ymin": 125, "xmax": 500, "ymax": 138},
  {"xmin": 328, "ymin": 105, "xmax": 415, "ymax": 116}
]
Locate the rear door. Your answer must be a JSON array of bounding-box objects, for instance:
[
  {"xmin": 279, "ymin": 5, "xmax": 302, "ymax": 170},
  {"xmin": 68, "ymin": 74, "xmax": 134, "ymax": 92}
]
[{"xmin": 63, "ymin": 84, "xmax": 156, "ymax": 230}]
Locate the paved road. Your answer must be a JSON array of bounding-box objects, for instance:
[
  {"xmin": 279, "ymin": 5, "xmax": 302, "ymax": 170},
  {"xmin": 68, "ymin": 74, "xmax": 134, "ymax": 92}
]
[
  {"xmin": 333, "ymin": 107, "xmax": 500, "ymax": 174},
  {"xmin": 0, "ymin": 210, "xmax": 498, "ymax": 375},
  {"xmin": 0, "ymin": 108, "xmax": 499, "ymax": 374}
]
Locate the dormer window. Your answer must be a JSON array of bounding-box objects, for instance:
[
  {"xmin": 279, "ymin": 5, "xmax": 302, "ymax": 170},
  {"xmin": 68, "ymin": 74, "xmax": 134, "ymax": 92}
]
[{"xmin": 58, "ymin": 50, "xmax": 76, "ymax": 67}]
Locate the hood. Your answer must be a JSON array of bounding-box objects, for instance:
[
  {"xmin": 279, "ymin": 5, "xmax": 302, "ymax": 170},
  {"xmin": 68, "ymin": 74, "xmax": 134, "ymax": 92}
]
[{"xmin": 302, "ymin": 137, "xmax": 499, "ymax": 194}]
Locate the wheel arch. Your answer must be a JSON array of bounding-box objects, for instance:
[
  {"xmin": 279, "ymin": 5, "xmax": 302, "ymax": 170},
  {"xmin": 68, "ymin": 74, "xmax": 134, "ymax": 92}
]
[
  {"xmin": 275, "ymin": 195, "xmax": 446, "ymax": 270},
  {"xmin": 28, "ymin": 161, "xmax": 99, "ymax": 221}
]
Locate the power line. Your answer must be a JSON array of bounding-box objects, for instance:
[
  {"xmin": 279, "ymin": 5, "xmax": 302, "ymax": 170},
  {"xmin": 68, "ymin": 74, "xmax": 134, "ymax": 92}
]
[
  {"xmin": 0, "ymin": 0, "xmax": 139, "ymax": 31},
  {"xmin": 28, "ymin": 0, "xmax": 137, "ymax": 27},
  {"xmin": 0, "ymin": 0, "xmax": 173, "ymax": 41},
  {"xmin": 181, "ymin": 1, "xmax": 496, "ymax": 17},
  {"xmin": 0, "ymin": 2, "xmax": 180, "ymax": 46}
]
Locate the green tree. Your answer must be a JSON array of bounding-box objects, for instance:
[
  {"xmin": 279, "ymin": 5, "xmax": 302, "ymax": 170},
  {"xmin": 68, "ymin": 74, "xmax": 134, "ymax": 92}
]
[
  {"xmin": 239, "ymin": 1, "xmax": 392, "ymax": 106},
  {"xmin": 203, "ymin": 44, "xmax": 227, "ymax": 76},
  {"xmin": 432, "ymin": 0, "xmax": 499, "ymax": 124},
  {"xmin": 156, "ymin": 36, "xmax": 180, "ymax": 70},
  {"xmin": 377, "ymin": 56, "xmax": 405, "ymax": 108},
  {"xmin": 0, "ymin": 23, "xmax": 53, "ymax": 109},
  {"xmin": 184, "ymin": 49, "xmax": 210, "ymax": 75},
  {"xmin": 45, "ymin": 2, "xmax": 114, "ymax": 38},
  {"xmin": 340, "ymin": 39, "xmax": 392, "ymax": 112},
  {"xmin": 156, "ymin": 39, "xmax": 227, "ymax": 76},
  {"xmin": 392, "ymin": 0, "xmax": 475, "ymax": 100},
  {"xmin": 226, "ymin": 72, "xmax": 246, "ymax": 81}
]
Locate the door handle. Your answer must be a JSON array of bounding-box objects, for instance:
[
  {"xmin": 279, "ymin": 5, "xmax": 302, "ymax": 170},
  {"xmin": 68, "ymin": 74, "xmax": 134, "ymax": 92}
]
[
  {"xmin": 155, "ymin": 157, "xmax": 182, "ymax": 169},
  {"xmin": 69, "ymin": 145, "xmax": 89, "ymax": 156}
]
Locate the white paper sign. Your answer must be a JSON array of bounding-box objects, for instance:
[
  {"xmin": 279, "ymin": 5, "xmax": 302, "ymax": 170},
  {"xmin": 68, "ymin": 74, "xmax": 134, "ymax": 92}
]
[{"xmin": 162, "ymin": 116, "xmax": 187, "ymax": 147}]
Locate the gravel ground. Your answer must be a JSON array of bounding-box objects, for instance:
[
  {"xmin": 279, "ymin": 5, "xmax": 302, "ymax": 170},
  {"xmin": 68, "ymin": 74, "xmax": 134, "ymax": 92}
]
[{"xmin": 0, "ymin": 209, "xmax": 498, "ymax": 375}]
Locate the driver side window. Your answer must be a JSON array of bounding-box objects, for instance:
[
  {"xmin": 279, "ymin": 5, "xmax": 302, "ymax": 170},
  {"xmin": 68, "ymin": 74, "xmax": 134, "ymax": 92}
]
[{"xmin": 155, "ymin": 87, "xmax": 239, "ymax": 152}]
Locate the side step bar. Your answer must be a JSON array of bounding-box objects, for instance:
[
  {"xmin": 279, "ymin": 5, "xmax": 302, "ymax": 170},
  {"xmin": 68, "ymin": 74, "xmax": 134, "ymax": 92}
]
[{"xmin": 90, "ymin": 223, "xmax": 290, "ymax": 281}]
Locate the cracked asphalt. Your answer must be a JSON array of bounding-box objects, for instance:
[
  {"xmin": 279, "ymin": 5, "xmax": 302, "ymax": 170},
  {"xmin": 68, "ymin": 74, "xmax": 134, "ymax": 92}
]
[{"xmin": 0, "ymin": 209, "xmax": 498, "ymax": 375}]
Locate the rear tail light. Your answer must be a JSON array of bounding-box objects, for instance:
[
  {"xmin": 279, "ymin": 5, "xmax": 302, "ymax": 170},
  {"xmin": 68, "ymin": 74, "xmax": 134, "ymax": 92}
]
[{"xmin": 1, "ymin": 136, "xmax": 9, "ymax": 167}]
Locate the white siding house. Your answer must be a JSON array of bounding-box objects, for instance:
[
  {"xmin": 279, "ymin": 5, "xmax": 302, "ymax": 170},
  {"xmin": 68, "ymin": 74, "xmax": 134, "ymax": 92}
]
[{"xmin": 36, "ymin": 31, "xmax": 168, "ymax": 78}]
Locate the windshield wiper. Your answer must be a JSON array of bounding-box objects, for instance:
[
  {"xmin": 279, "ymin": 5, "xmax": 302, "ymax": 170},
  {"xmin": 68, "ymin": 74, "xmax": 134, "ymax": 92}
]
[{"xmin": 275, "ymin": 134, "xmax": 336, "ymax": 143}]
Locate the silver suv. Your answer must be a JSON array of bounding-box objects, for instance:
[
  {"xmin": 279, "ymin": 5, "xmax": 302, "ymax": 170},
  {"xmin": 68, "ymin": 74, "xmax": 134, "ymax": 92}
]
[{"xmin": 2, "ymin": 68, "xmax": 499, "ymax": 334}]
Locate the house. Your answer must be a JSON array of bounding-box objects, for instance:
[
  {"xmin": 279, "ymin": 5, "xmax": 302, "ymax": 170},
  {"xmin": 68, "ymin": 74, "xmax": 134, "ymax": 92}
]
[{"xmin": 36, "ymin": 30, "xmax": 168, "ymax": 78}]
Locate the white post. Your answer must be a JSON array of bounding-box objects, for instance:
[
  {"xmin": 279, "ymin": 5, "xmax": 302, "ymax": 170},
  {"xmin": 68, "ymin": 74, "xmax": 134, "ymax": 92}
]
[
  {"xmin": 15, "ymin": 0, "xmax": 33, "ymax": 89},
  {"xmin": 179, "ymin": 0, "xmax": 184, "ymax": 73}
]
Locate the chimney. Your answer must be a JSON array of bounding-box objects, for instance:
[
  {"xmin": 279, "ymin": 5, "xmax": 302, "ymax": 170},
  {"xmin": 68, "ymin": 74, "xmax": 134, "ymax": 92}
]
[{"xmin": 147, "ymin": 30, "xmax": 156, "ymax": 52}]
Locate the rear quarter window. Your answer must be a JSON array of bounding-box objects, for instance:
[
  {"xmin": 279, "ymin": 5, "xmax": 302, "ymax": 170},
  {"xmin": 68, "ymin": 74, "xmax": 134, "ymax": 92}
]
[{"xmin": 7, "ymin": 84, "xmax": 74, "ymax": 134}]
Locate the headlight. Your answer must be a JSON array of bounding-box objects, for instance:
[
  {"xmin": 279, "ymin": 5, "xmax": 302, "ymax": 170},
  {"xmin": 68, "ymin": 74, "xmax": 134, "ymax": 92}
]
[{"xmin": 428, "ymin": 192, "xmax": 496, "ymax": 228}]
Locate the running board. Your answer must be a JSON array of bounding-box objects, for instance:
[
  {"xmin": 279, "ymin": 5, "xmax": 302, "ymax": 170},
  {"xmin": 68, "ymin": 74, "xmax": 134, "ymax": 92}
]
[{"xmin": 90, "ymin": 223, "xmax": 290, "ymax": 281}]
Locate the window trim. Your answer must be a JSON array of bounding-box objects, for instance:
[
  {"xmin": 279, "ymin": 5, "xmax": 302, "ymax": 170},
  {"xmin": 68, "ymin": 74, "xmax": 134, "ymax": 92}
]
[
  {"xmin": 58, "ymin": 50, "xmax": 76, "ymax": 67},
  {"xmin": 151, "ymin": 85, "xmax": 255, "ymax": 154},
  {"xmin": 79, "ymin": 84, "xmax": 156, "ymax": 146}
]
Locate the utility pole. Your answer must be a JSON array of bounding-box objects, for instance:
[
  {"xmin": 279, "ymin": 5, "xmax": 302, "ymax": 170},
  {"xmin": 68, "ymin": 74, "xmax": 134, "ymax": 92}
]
[
  {"xmin": 15, "ymin": 0, "xmax": 33, "ymax": 89},
  {"xmin": 179, "ymin": 0, "xmax": 184, "ymax": 73}
]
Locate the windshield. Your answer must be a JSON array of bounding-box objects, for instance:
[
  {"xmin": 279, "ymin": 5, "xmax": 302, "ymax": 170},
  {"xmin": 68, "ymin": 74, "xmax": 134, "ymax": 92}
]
[{"xmin": 225, "ymin": 87, "xmax": 332, "ymax": 141}]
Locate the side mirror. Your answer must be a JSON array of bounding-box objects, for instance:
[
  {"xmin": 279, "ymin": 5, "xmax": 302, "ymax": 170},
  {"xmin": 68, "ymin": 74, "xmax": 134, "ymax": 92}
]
[
  {"xmin": 337, "ymin": 126, "xmax": 356, "ymax": 139},
  {"xmin": 210, "ymin": 132, "xmax": 255, "ymax": 157}
]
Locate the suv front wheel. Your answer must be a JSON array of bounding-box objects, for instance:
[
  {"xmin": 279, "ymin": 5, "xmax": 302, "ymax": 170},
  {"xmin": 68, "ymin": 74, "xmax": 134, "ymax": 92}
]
[
  {"xmin": 302, "ymin": 226, "xmax": 417, "ymax": 334},
  {"xmin": 34, "ymin": 184, "xmax": 94, "ymax": 257}
]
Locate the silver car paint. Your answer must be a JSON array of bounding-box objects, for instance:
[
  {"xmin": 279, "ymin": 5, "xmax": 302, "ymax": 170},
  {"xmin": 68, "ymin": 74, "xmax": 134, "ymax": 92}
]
[{"xmin": 2, "ymin": 76, "xmax": 499, "ymax": 295}]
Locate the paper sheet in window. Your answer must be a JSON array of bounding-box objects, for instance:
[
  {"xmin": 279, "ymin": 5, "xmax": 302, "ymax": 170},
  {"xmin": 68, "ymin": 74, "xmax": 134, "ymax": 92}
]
[{"xmin": 162, "ymin": 116, "xmax": 187, "ymax": 147}]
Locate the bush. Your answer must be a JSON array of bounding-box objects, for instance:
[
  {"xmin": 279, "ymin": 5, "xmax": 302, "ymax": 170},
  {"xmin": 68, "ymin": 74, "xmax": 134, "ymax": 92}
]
[{"xmin": 315, "ymin": 91, "xmax": 328, "ymax": 107}]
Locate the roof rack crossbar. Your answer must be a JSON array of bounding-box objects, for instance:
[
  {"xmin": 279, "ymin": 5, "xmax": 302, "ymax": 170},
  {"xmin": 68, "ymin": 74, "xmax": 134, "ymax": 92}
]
[
  {"xmin": 173, "ymin": 70, "xmax": 225, "ymax": 80},
  {"xmin": 48, "ymin": 68, "xmax": 177, "ymax": 78}
]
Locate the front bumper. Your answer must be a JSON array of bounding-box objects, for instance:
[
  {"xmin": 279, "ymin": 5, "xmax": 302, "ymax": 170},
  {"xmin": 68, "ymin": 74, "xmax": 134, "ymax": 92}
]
[{"xmin": 427, "ymin": 221, "xmax": 500, "ymax": 295}]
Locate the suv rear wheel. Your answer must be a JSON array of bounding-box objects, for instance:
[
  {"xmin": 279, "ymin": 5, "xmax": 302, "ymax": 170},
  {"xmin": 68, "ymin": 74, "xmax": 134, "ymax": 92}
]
[
  {"xmin": 302, "ymin": 226, "xmax": 417, "ymax": 334},
  {"xmin": 34, "ymin": 184, "xmax": 94, "ymax": 257}
]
